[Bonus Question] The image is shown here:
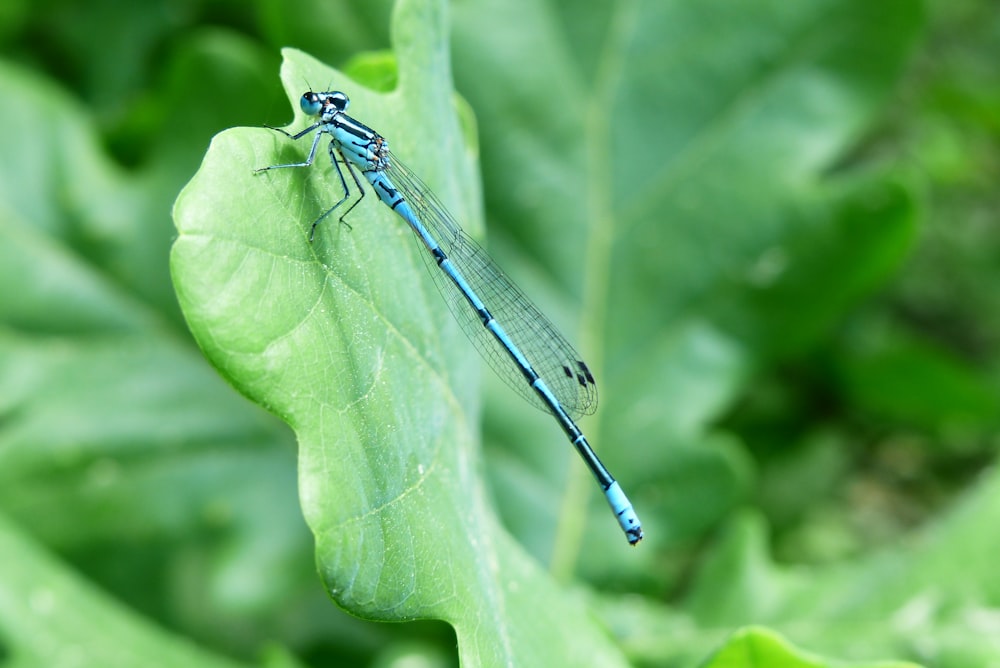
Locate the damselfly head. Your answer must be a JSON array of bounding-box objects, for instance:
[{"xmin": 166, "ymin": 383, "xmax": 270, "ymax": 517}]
[{"xmin": 299, "ymin": 91, "xmax": 349, "ymax": 117}]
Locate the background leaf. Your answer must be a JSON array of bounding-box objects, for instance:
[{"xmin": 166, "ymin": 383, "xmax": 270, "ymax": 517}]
[
  {"xmin": 0, "ymin": 513, "xmax": 248, "ymax": 668},
  {"xmin": 701, "ymin": 626, "xmax": 920, "ymax": 668}
]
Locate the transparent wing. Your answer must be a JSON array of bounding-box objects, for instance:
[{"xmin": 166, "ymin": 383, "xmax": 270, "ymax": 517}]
[{"xmin": 383, "ymin": 151, "xmax": 597, "ymax": 419}]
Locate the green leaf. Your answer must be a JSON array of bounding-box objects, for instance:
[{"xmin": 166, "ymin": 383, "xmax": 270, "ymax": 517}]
[
  {"xmin": 172, "ymin": 0, "xmax": 634, "ymax": 665},
  {"xmin": 835, "ymin": 323, "xmax": 1000, "ymax": 434},
  {"xmin": 683, "ymin": 468, "xmax": 1000, "ymax": 664},
  {"xmin": 0, "ymin": 46, "xmax": 317, "ymax": 665},
  {"xmin": 0, "ymin": 512, "xmax": 249, "ymax": 668},
  {"xmin": 703, "ymin": 626, "xmax": 921, "ymax": 668},
  {"xmin": 706, "ymin": 175, "xmax": 920, "ymax": 361},
  {"xmin": 447, "ymin": 0, "xmax": 926, "ymax": 585}
]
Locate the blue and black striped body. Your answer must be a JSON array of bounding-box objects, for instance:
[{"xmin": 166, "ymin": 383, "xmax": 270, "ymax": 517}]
[{"xmin": 256, "ymin": 91, "xmax": 643, "ymax": 545}]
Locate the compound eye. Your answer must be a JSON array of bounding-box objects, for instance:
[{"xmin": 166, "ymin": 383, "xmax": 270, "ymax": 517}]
[
  {"xmin": 299, "ymin": 92, "xmax": 323, "ymax": 116},
  {"xmin": 330, "ymin": 92, "xmax": 350, "ymax": 112}
]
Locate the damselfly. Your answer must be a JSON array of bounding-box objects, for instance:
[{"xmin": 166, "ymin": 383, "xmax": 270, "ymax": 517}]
[{"xmin": 256, "ymin": 90, "xmax": 643, "ymax": 545}]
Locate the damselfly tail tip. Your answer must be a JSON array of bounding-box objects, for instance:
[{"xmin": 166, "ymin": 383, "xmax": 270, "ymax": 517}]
[{"xmin": 604, "ymin": 481, "xmax": 643, "ymax": 546}]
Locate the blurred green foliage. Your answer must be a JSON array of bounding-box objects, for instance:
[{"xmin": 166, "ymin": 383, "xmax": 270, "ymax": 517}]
[{"xmin": 1, "ymin": 0, "xmax": 998, "ymax": 666}]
